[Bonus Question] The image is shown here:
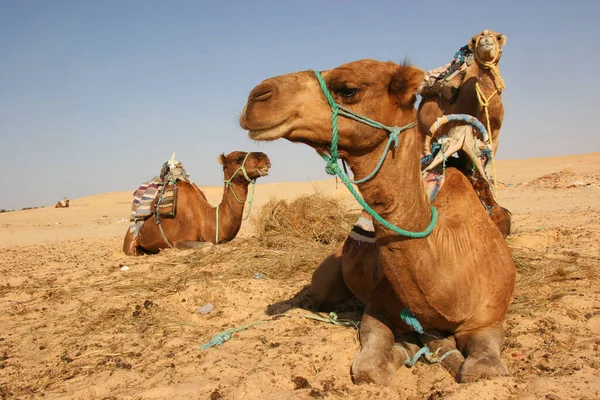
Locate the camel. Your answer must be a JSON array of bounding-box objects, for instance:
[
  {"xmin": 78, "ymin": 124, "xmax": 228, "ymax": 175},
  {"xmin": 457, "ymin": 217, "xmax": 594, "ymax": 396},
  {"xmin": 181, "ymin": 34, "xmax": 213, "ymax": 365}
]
[
  {"xmin": 54, "ymin": 198, "xmax": 69, "ymax": 208},
  {"xmin": 418, "ymin": 30, "xmax": 506, "ymax": 156},
  {"xmin": 122, "ymin": 151, "xmax": 271, "ymax": 255},
  {"xmin": 240, "ymin": 59, "xmax": 516, "ymax": 385}
]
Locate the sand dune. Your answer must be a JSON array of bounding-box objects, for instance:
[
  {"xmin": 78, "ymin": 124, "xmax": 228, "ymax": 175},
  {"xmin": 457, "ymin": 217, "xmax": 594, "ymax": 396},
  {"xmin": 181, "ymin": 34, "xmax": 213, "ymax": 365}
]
[{"xmin": 0, "ymin": 153, "xmax": 598, "ymax": 399}]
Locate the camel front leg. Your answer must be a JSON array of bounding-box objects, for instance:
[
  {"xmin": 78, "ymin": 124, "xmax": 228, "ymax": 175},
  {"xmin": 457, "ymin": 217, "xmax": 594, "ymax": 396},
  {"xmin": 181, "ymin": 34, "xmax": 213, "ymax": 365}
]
[
  {"xmin": 310, "ymin": 244, "xmax": 352, "ymax": 309},
  {"xmin": 351, "ymin": 306, "xmax": 405, "ymax": 386},
  {"xmin": 418, "ymin": 330, "xmax": 465, "ymax": 380},
  {"xmin": 454, "ymin": 322, "xmax": 509, "ymax": 383}
]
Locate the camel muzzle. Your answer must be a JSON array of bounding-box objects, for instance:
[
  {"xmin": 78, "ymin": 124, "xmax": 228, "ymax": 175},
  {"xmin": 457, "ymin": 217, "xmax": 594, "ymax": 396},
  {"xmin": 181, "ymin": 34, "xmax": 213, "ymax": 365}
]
[
  {"xmin": 258, "ymin": 166, "xmax": 270, "ymax": 176},
  {"xmin": 248, "ymin": 82, "xmax": 274, "ymax": 103}
]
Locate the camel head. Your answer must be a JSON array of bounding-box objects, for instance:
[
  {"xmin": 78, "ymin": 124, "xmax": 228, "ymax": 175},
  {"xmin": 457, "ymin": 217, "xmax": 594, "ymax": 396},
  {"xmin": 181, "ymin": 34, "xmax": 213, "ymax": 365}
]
[
  {"xmin": 240, "ymin": 59, "xmax": 424, "ymax": 157},
  {"xmin": 468, "ymin": 30, "xmax": 506, "ymax": 66},
  {"xmin": 217, "ymin": 151, "xmax": 271, "ymax": 183}
]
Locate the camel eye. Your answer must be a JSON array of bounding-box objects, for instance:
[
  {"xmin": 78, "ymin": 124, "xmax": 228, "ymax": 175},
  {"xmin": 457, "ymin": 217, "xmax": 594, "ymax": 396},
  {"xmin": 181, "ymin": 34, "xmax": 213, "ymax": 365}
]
[{"xmin": 337, "ymin": 87, "xmax": 358, "ymax": 98}]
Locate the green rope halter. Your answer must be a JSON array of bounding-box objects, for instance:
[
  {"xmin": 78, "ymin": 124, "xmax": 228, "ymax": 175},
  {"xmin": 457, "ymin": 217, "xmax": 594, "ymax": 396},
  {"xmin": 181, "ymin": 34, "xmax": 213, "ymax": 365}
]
[
  {"xmin": 312, "ymin": 70, "xmax": 437, "ymax": 238},
  {"xmin": 216, "ymin": 152, "xmax": 256, "ymax": 243}
]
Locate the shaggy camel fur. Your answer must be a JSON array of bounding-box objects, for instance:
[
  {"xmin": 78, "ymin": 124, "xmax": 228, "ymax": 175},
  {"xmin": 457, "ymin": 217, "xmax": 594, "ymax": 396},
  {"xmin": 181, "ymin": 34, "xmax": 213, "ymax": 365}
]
[
  {"xmin": 418, "ymin": 30, "xmax": 506, "ymax": 155},
  {"xmin": 240, "ymin": 60, "xmax": 516, "ymax": 385},
  {"xmin": 54, "ymin": 198, "xmax": 69, "ymax": 208},
  {"xmin": 123, "ymin": 151, "xmax": 270, "ymax": 255}
]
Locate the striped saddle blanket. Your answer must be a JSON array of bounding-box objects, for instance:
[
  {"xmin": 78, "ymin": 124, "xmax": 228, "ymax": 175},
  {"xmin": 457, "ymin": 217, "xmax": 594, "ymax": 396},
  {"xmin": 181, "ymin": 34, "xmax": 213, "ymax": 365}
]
[{"xmin": 128, "ymin": 159, "xmax": 191, "ymax": 238}]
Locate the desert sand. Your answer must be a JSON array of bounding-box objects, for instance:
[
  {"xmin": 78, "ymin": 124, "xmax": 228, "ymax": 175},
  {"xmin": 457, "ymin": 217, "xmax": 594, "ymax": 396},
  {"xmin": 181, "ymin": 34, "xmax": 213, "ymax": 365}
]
[{"xmin": 0, "ymin": 153, "xmax": 599, "ymax": 399}]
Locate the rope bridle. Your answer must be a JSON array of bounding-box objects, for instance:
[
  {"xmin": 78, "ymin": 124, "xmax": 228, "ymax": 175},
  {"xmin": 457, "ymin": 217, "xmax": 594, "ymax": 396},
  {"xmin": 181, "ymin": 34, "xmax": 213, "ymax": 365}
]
[
  {"xmin": 472, "ymin": 34, "xmax": 506, "ymax": 189},
  {"xmin": 312, "ymin": 70, "xmax": 437, "ymax": 238},
  {"xmin": 215, "ymin": 152, "xmax": 256, "ymax": 243}
]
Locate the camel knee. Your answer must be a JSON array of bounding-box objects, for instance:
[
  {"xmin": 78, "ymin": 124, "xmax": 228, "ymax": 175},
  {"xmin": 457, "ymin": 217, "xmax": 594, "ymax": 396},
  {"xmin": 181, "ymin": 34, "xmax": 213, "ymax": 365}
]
[
  {"xmin": 310, "ymin": 246, "xmax": 351, "ymax": 307},
  {"xmin": 122, "ymin": 231, "xmax": 135, "ymax": 255}
]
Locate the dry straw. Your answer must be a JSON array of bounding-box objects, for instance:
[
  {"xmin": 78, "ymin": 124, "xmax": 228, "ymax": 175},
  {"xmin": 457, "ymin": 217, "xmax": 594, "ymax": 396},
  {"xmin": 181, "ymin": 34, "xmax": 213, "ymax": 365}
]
[{"xmin": 177, "ymin": 194, "xmax": 359, "ymax": 281}]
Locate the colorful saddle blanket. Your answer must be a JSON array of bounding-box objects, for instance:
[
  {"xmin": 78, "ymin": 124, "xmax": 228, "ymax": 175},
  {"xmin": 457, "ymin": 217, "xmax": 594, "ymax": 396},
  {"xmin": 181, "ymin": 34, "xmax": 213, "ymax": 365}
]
[
  {"xmin": 128, "ymin": 156, "xmax": 193, "ymax": 246},
  {"xmin": 419, "ymin": 45, "xmax": 474, "ymax": 101}
]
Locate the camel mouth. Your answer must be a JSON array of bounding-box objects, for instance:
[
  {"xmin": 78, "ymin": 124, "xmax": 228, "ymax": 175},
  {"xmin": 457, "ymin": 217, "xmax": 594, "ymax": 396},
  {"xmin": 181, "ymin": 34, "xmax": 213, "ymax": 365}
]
[
  {"xmin": 241, "ymin": 102, "xmax": 291, "ymax": 141},
  {"xmin": 479, "ymin": 44, "xmax": 496, "ymax": 52},
  {"xmin": 247, "ymin": 119, "xmax": 291, "ymax": 142},
  {"xmin": 257, "ymin": 166, "xmax": 270, "ymax": 176}
]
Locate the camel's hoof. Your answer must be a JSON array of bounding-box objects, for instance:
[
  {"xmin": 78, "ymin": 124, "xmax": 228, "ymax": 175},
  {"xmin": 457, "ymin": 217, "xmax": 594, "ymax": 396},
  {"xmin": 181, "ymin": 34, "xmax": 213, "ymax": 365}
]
[
  {"xmin": 457, "ymin": 355, "xmax": 509, "ymax": 383},
  {"xmin": 351, "ymin": 351, "xmax": 397, "ymax": 386}
]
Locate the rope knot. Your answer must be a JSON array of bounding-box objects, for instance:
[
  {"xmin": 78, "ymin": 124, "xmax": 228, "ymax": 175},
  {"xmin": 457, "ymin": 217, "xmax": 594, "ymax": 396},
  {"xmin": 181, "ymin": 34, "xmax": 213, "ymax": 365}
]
[
  {"xmin": 390, "ymin": 126, "xmax": 401, "ymax": 148},
  {"xmin": 324, "ymin": 160, "xmax": 338, "ymax": 176}
]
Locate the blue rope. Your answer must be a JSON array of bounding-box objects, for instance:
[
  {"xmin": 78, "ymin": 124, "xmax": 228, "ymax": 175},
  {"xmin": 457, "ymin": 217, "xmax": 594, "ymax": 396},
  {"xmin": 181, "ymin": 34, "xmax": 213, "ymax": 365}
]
[
  {"xmin": 430, "ymin": 113, "xmax": 489, "ymax": 144},
  {"xmin": 398, "ymin": 308, "xmax": 461, "ymax": 367},
  {"xmin": 395, "ymin": 344, "xmax": 461, "ymax": 367},
  {"xmin": 400, "ymin": 308, "xmax": 424, "ymax": 334},
  {"xmin": 313, "ymin": 70, "xmax": 437, "ymax": 238},
  {"xmin": 199, "ymin": 320, "xmax": 269, "ymax": 350}
]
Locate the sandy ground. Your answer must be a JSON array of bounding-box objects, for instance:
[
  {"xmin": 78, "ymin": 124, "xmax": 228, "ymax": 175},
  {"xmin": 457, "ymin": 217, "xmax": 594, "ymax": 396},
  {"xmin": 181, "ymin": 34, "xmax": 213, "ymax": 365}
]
[{"xmin": 0, "ymin": 152, "xmax": 599, "ymax": 399}]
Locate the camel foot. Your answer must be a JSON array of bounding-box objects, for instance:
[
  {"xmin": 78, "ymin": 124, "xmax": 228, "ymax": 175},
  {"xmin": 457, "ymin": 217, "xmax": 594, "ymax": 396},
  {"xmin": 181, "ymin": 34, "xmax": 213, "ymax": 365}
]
[
  {"xmin": 455, "ymin": 322, "xmax": 509, "ymax": 383},
  {"xmin": 418, "ymin": 330, "xmax": 465, "ymax": 379},
  {"xmin": 351, "ymin": 349, "xmax": 397, "ymax": 386},
  {"xmin": 457, "ymin": 354, "xmax": 509, "ymax": 383}
]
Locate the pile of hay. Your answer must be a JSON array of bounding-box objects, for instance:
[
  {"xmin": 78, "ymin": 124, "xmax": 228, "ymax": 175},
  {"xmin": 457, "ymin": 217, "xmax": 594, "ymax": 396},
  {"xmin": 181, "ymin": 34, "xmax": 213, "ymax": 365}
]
[
  {"xmin": 176, "ymin": 195, "xmax": 359, "ymax": 280},
  {"xmin": 253, "ymin": 195, "xmax": 358, "ymax": 249}
]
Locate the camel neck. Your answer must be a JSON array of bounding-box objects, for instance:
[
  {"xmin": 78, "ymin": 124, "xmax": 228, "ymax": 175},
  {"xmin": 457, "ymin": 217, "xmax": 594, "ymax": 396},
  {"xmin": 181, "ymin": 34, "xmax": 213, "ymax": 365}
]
[
  {"xmin": 344, "ymin": 117, "xmax": 432, "ymax": 241},
  {"xmin": 477, "ymin": 65, "xmax": 502, "ymax": 94},
  {"xmin": 213, "ymin": 180, "xmax": 248, "ymax": 243}
]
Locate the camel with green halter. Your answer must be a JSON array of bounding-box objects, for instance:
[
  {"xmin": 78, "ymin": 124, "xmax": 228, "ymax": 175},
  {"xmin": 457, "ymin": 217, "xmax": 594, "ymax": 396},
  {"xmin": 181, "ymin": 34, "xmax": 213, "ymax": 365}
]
[
  {"xmin": 240, "ymin": 59, "xmax": 515, "ymax": 385},
  {"xmin": 122, "ymin": 151, "xmax": 271, "ymax": 255}
]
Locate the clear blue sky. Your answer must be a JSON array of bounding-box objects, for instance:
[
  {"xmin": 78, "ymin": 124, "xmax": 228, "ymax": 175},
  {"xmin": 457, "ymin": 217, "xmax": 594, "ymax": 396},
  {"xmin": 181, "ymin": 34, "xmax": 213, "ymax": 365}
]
[{"xmin": 1, "ymin": 0, "xmax": 598, "ymax": 210}]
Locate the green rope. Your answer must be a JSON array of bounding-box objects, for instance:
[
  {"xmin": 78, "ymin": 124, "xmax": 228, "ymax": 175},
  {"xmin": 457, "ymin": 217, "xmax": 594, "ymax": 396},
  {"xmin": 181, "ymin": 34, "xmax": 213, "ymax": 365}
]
[
  {"xmin": 312, "ymin": 70, "xmax": 437, "ymax": 238},
  {"xmin": 215, "ymin": 205, "xmax": 219, "ymax": 244},
  {"xmin": 301, "ymin": 312, "xmax": 360, "ymax": 328},
  {"xmin": 216, "ymin": 152, "xmax": 257, "ymax": 243},
  {"xmin": 241, "ymin": 182, "xmax": 255, "ymax": 221},
  {"xmin": 223, "ymin": 153, "xmax": 256, "ymax": 202},
  {"xmin": 198, "ymin": 312, "xmax": 356, "ymax": 351},
  {"xmin": 198, "ymin": 320, "xmax": 269, "ymax": 350}
]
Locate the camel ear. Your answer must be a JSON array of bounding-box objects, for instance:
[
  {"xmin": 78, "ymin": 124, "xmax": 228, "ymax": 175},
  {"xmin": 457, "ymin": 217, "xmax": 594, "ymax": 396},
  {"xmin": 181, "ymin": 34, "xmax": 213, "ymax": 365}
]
[
  {"xmin": 217, "ymin": 153, "xmax": 227, "ymax": 166},
  {"xmin": 389, "ymin": 64, "xmax": 424, "ymax": 108},
  {"xmin": 468, "ymin": 36, "xmax": 477, "ymax": 51},
  {"xmin": 497, "ymin": 34, "xmax": 507, "ymax": 47}
]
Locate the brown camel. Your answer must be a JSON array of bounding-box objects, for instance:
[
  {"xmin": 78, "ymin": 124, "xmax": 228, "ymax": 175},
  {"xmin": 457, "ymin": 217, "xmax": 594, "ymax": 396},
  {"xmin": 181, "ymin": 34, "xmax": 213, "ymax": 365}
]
[
  {"xmin": 240, "ymin": 59, "xmax": 516, "ymax": 385},
  {"xmin": 123, "ymin": 151, "xmax": 271, "ymax": 255},
  {"xmin": 418, "ymin": 30, "xmax": 506, "ymax": 156},
  {"xmin": 54, "ymin": 198, "xmax": 69, "ymax": 208}
]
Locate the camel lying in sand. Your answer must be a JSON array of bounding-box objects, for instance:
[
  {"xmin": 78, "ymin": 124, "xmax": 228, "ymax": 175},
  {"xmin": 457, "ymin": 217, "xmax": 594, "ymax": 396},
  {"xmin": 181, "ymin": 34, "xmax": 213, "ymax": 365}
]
[
  {"xmin": 54, "ymin": 198, "xmax": 69, "ymax": 208},
  {"xmin": 240, "ymin": 59, "xmax": 516, "ymax": 385},
  {"xmin": 419, "ymin": 30, "xmax": 507, "ymax": 156},
  {"xmin": 123, "ymin": 151, "xmax": 271, "ymax": 255}
]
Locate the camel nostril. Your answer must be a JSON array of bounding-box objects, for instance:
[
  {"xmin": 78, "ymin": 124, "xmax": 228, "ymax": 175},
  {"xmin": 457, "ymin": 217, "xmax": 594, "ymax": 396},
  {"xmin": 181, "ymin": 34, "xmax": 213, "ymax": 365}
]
[{"xmin": 249, "ymin": 82, "xmax": 274, "ymax": 102}]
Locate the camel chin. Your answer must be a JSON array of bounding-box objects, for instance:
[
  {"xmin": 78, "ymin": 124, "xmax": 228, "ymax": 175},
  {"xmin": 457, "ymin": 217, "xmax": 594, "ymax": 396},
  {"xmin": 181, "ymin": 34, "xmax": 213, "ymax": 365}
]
[{"xmin": 248, "ymin": 124, "xmax": 288, "ymax": 141}]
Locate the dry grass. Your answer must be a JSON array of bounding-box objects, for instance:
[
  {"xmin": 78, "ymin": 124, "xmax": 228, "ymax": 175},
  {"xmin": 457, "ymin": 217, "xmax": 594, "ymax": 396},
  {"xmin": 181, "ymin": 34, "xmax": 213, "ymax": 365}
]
[
  {"xmin": 253, "ymin": 195, "xmax": 359, "ymax": 248},
  {"xmin": 163, "ymin": 195, "xmax": 359, "ymax": 281}
]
